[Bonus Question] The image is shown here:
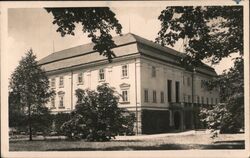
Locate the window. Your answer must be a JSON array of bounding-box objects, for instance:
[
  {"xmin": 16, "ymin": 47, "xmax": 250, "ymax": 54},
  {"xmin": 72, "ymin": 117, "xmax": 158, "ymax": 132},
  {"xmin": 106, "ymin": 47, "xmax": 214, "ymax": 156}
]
[
  {"xmin": 197, "ymin": 96, "xmax": 200, "ymax": 104},
  {"xmin": 215, "ymin": 98, "xmax": 218, "ymax": 104},
  {"xmin": 160, "ymin": 92, "xmax": 164, "ymax": 103},
  {"xmin": 122, "ymin": 65, "xmax": 128, "ymax": 78},
  {"xmin": 153, "ymin": 90, "xmax": 157, "ymax": 103},
  {"xmin": 51, "ymin": 97, "xmax": 55, "ymax": 109},
  {"xmin": 187, "ymin": 77, "xmax": 191, "ymax": 86},
  {"xmin": 206, "ymin": 97, "xmax": 209, "ymax": 105},
  {"xmin": 211, "ymin": 98, "xmax": 213, "ymax": 105},
  {"xmin": 152, "ymin": 66, "xmax": 156, "ymax": 77},
  {"xmin": 78, "ymin": 73, "xmax": 83, "ymax": 84},
  {"xmin": 144, "ymin": 89, "xmax": 149, "ymax": 102},
  {"xmin": 59, "ymin": 76, "xmax": 64, "ymax": 88},
  {"xmin": 201, "ymin": 80, "xmax": 206, "ymax": 88},
  {"xmin": 201, "ymin": 97, "xmax": 204, "ymax": 104},
  {"xmin": 122, "ymin": 90, "xmax": 129, "ymax": 102},
  {"xmin": 188, "ymin": 95, "xmax": 191, "ymax": 103},
  {"xmin": 167, "ymin": 80, "xmax": 172, "ymax": 102},
  {"xmin": 59, "ymin": 95, "xmax": 64, "ymax": 108},
  {"xmin": 51, "ymin": 78, "xmax": 55, "ymax": 88},
  {"xmin": 183, "ymin": 76, "xmax": 185, "ymax": 85},
  {"xmin": 183, "ymin": 95, "xmax": 186, "ymax": 102},
  {"xmin": 99, "ymin": 69, "xmax": 105, "ymax": 81},
  {"xmin": 175, "ymin": 81, "xmax": 180, "ymax": 103}
]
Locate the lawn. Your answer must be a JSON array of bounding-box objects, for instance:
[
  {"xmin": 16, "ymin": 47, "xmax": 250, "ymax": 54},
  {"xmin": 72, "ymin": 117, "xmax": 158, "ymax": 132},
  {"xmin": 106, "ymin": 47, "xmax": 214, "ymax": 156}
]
[{"xmin": 9, "ymin": 132, "xmax": 244, "ymax": 151}]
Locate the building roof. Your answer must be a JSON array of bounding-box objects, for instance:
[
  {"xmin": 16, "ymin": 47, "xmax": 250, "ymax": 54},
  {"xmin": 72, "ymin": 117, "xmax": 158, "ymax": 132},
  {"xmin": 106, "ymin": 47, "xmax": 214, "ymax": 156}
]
[{"xmin": 39, "ymin": 33, "xmax": 217, "ymax": 76}]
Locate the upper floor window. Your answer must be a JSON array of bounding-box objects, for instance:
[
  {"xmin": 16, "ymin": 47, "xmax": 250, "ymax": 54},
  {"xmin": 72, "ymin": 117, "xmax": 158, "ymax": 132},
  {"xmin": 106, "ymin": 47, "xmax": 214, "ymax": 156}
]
[
  {"xmin": 201, "ymin": 80, "xmax": 206, "ymax": 88},
  {"xmin": 122, "ymin": 90, "xmax": 129, "ymax": 102},
  {"xmin": 153, "ymin": 90, "xmax": 157, "ymax": 103},
  {"xmin": 59, "ymin": 76, "xmax": 64, "ymax": 88},
  {"xmin": 160, "ymin": 91, "xmax": 164, "ymax": 103},
  {"xmin": 51, "ymin": 78, "xmax": 55, "ymax": 88},
  {"xmin": 187, "ymin": 77, "xmax": 191, "ymax": 86},
  {"xmin": 152, "ymin": 66, "xmax": 156, "ymax": 77},
  {"xmin": 99, "ymin": 69, "xmax": 105, "ymax": 81},
  {"xmin": 206, "ymin": 97, "xmax": 209, "ymax": 105},
  {"xmin": 215, "ymin": 98, "xmax": 218, "ymax": 104},
  {"xmin": 122, "ymin": 65, "xmax": 128, "ymax": 78},
  {"xmin": 144, "ymin": 89, "xmax": 149, "ymax": 102},
  {"xmin": 78, "ymin": 73, "xmax": 83, "ymax": 84},
  {"xmin": 211, "ymin": 98, "xmax": 214, "ymax": 105}
]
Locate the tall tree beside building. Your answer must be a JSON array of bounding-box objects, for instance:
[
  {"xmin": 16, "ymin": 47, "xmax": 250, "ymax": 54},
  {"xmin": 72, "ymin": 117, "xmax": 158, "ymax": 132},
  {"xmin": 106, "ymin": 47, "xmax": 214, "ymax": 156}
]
[
  {"xmin": 9, "ymin": 49, "xmax": 55, "ymax": 140},
  {"xmin": 45, "ymin": 7, "xmax": 122, "ymax": 62},
  {"xmin": 156, "ymin": 6, "xmax": 244, "ymax": 133},
  {"xmin": 156, "ymin": 6, "xmax": 243, "ymax": 64}
]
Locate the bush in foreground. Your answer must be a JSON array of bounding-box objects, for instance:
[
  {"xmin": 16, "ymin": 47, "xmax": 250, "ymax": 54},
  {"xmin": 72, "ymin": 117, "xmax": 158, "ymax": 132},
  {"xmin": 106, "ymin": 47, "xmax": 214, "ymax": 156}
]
[{"xmin": 61, "ymin": 84, "xmax": 135, "ymax": 141}]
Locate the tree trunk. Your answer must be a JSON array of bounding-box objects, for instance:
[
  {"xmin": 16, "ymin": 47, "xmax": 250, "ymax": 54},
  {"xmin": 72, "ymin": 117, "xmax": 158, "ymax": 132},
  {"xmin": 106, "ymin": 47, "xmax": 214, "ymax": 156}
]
[{"xmin": 28, "ymin": 102, "xmax": 32, "ymax": 141}]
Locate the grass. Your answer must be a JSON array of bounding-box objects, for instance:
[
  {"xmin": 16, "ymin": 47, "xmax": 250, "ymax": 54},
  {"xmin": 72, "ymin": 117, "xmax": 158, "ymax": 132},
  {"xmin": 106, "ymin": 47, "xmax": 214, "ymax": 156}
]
[{"xmin": 9, "ymin": 133, "xmax": 244, "ymax": 151}]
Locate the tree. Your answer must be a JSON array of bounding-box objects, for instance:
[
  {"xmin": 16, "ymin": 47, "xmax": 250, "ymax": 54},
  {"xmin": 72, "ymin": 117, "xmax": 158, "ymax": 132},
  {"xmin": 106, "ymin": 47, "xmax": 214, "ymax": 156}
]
[
  {"xmin": 61, "ymin": 84, "xmax": 135, "ymax": 141},
  {"xmin": 200, "ymin": 57, "xmax": 244, "ymax": 133},
  {"xmin": 156, "ymin": 6, "xmax": 244, "ymax": 133},
  {"xmin": 9, "ymin": 49, "xmax": 55, "ymax": 140},
  {"xmin": 156, "ymin": 6, "xmax": 243, "ymax": 65},
  {"xmin": 45, "ymin": 7, "xmax": 122, "ymax": 62}
]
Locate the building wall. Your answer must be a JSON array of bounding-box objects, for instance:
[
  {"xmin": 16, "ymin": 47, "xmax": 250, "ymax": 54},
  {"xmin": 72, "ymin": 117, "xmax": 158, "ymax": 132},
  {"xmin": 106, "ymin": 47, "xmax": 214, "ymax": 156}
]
[
  {"xmin": 45, "ymin": 55, "xmax": 219, "ymax": 134},
  {"xmin": 193, "ymin": 73, "xmax": 220, "ymax": 105},
  {"xmin": 46, "ymin": 58, "xmax": 141, "ymax": 113},
  {"xmin": 140, "ymin": 57, "xmax": 188, "ymax": 108},
  {"xmin": 140, "ymin": 57, "xmax": 220, "ymax": 107}
]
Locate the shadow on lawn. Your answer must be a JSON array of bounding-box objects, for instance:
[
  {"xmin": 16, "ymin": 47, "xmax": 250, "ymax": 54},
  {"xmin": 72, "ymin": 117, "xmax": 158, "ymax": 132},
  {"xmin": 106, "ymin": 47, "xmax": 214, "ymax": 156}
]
[{"xmin": 47, "ymin": 141, "xmax": 245, "ymax": 151}]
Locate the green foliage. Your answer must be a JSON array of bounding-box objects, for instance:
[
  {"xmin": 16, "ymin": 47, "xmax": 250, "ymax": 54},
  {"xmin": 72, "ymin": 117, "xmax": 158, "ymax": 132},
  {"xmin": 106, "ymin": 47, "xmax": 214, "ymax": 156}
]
[
  {"xmin": 45, "ymin": 7, "xmax": 122, "ymax": 62},
  {"xmin": 52, "ymin": 112, "xmax": 71, "ymax": 134},
  {"xmin": 9, "ymin": 49, "xmax": 55, "ymax": 140},
  {"xmin": 30, "ymin": 106, "xmax": 53, "ymax": 134},
  {"xmin": 200, "ymin": 57, "xmax": 244, "ymax": 133},
  {"xmin": 156, "ymin": 6, "xmax": 243, "ymax": 65},
  {"xmin": 118, "ymin": 110, "xmax": 136, "ymax": 135},
  {"xmin": 61, "ymin": 84, "xmax": 135, "ymax": 141}
]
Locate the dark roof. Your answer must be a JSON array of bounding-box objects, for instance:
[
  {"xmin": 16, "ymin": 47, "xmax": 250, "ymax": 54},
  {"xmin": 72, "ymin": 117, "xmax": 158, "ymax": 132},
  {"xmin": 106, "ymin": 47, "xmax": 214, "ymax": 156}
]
[
  {"xmin": 39, "ymin": 33, "xmax": 217, "ymax": 76},
  {"xmin": 39, "ymin": 33, "xmax": 184, "ymax": 65}
]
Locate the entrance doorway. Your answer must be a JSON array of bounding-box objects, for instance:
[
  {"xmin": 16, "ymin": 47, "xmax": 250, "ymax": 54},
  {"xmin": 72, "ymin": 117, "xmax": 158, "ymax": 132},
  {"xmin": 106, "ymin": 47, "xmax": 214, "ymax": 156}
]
[{"xmin": 174, "ymin": 111, "xmax": 181, "ymax": 130}]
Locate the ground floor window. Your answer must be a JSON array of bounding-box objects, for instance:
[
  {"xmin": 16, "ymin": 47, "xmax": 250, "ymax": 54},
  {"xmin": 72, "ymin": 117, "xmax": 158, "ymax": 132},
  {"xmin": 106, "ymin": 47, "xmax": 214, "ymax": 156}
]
[
  {"xmin": 197, "ymin": 96, "xmax": 200, "ymax": 104},
  {"xmin": 153, "ymin": 90, "xmax": 157, "ymax": 103},
  {"xmin": 160, "ymin": 91, "xmax": 164, "ymax": 103}
]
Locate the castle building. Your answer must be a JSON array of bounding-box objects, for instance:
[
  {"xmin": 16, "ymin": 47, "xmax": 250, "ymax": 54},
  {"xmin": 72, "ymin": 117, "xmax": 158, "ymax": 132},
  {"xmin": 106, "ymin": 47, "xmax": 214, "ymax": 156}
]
[{"xmin": 39, "ymin": 33, "xmax": 219, "ymax": 134}]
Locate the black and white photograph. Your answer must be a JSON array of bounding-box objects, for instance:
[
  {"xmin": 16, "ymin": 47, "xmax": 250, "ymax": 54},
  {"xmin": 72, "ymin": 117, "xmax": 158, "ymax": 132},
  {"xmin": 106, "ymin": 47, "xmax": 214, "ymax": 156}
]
[{"xmin": 1, "ymin": 0, "xmax": 249, "ymax": 157}]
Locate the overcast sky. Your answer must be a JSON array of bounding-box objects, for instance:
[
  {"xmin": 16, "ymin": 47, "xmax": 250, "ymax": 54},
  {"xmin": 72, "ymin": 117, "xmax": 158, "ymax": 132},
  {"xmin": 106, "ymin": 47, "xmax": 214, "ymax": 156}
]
[{"xmin": 7, "ymin": 7, "xmax": 239, "ymax": 78}]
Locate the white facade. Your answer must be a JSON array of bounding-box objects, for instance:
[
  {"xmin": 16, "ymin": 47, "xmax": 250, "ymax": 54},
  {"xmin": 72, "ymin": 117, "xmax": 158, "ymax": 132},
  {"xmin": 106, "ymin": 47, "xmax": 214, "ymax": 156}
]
[{"xmin": 40, "ymin": 33, "xmax": 219, "ymax": 134}]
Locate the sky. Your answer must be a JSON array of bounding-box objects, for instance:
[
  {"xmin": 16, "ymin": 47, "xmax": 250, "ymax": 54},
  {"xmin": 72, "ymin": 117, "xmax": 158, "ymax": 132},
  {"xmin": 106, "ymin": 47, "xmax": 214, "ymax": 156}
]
[{"xmin": 7, "ymin": 7, "xmax": 239, "ymax": 78}]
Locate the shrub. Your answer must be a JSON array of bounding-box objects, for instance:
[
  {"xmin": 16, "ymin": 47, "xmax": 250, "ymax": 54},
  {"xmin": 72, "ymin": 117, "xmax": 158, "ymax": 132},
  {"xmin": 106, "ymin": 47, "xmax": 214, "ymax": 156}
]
[
  {"xmin": 118, "ymin": 110, "xmax": 136, "ymax": 135},
  {"xmin": 200, "ymin": 103, "xmax": 242, "ymax": 134},
  {"xmin": 52, "ymin": 112, "xmax": 71, "ymax": 134},
  {"xmin": 61, "ymin": 84, "xmax": 135, "ymax": 141}
]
